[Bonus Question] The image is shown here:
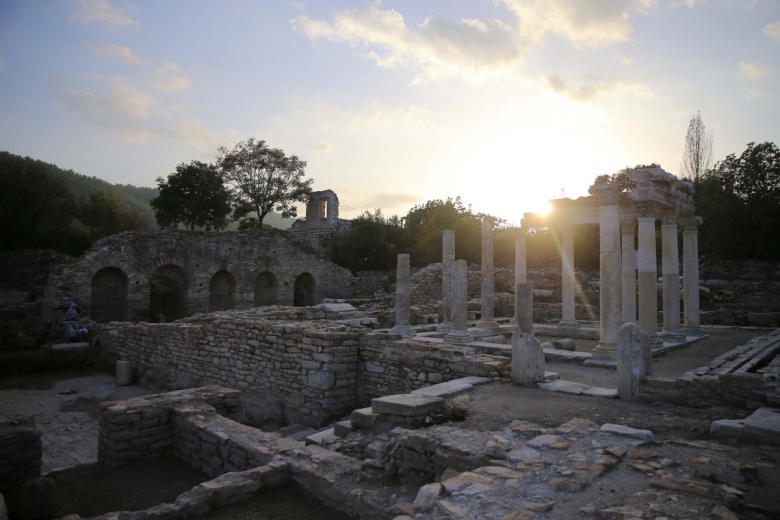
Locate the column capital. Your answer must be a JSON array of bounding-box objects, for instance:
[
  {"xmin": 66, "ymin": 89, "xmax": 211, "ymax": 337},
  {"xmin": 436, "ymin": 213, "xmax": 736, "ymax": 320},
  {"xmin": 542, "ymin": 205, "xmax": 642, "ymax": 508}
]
[
  {"xmin": 589, "ymin": 182, "xmax": 621, "ymax": 206},
  {"xmin": 680, "ymin": 215, "xmax": 703, "ymax": 232},
  {"xmin": 620, "ymin": 220, "xmax": 636, "ymax": 235},
  {"xmin": 660, "ymin": 213, "xmax": 678, "ymax": 226},
  {"xmin": 635, "ymin": 201, "xmax": 656, "ymax": 219}
]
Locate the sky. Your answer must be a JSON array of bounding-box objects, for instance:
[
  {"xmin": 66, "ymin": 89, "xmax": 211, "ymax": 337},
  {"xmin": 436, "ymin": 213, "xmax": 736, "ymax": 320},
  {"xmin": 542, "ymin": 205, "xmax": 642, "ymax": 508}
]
[{"xmin": 0, "ymin": 0, "xmax": 778, "ymax": 225}]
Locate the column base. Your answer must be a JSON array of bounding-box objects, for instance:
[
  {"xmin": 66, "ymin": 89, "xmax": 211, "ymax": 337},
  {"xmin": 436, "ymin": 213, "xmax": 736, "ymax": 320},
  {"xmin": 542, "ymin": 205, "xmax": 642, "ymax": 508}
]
[
  {"xmin": 681, "ymin": 325, "xmax": 704, "ymax": 337},
  {"xmin": 558, "ymin": 319, "xmax": 580, "ymax": 329},
  {"xmin": 436, "ymin": 321, "xmax": 453, "ymax": 333},
  {"xmin": 444, "ymin": 331, "xmax": 474, "ymax": 344},
  {"xmin": 660, "ymin": 329, "xmax": 686, "ymax": 343},
  {"xmin": 584, "ymin": 341, "xmax": 617, "ymax": 368},
  {"xmin": 390, "ymin": 325, "xmax": 416, "ymax": 338},
  {"xmin": 476, "ymin": 319, "xmax": 500, "ymax": 331}
]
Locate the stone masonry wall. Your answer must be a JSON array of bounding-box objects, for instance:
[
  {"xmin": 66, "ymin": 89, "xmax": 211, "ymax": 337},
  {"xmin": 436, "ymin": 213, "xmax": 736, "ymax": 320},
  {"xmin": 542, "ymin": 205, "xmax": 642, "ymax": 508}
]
[
  {"xmin": 98, "ymin": 308, "xmax": 508, "ymax": 427},
  {"xmin": 99, "ymin": 312, "xmax": 362, "ymax": 427},
  {"xmin": 358, "ymin": 334, "xmax": 507, "ymax": 399},
  {"xmin": 0, "ymin": 416, "xmax": 41, "ymax": 494},
  {"xmin": 44, "ymin": 228, "xmax": 355, "ymax": 323},
  {"xmin": 98, "ymin": 386, "xmax": 241, "ymax": 468}
]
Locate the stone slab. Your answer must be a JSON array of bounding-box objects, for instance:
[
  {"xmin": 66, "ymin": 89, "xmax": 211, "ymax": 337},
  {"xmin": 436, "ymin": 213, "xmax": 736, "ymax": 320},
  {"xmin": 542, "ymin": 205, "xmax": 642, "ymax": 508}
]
[
  {"xmin": 304, "ymin": 428, "xmax": 338, "ymax": 447},
  {"xmin": 51, "ymin": 342, "xmax": 89, "ymax": 352},
  {"xmin": 599, "ymin": 423, "xmax": 655, "ymax": 442},
  {"xmin": 314, "ymin": 303, "xmax": 357, "ymax": 312},
  {"xmin": 371, "ymin": 394, "xmax": 445, "ymax": 417},
  {"xmin": 412, "ymin": 381, "xmax": 473, "ymax": 399},
  {"xmin": 334, "ymin": 420, "xmax": 354, "ymax": 438},
  {"xmin": 350, "ymin": 407, "xmax": 379, "ymax": 429},
  {"xmin": 744, "ymin": 407, "xmax": 780, "ymax": 436}
]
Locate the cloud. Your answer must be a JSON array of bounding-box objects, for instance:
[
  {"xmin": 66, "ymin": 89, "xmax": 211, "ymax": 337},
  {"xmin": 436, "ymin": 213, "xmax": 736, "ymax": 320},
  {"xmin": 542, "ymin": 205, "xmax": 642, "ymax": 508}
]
[
  {"xmin": 165, "ymin": 119, "xmax": 221, "ymax": 151},
  {"xmin": 764, "ymin": 21, "xmax": 780, "ymax": 40},
  {"xmin": 70, "ymin": 0, "xmax": 138, "ymax": 27},
  {"xmin": 545, "ymin": 74, "xmax": 652, "ymax": 101},
  {"xmin": 501, "ymin": 0, "xmax": 656, "ymax": 48},
  {"xmin": 91, "ymin": 42, "xmax": 146, "ymax": 66},
  {"xmin": 151, "ymin": 62, "xmax": 191, "ymax": 92},
  {"xmin": 315, "ymin": 140, "xmax": 333, "ymax": 153},
  {"xmin": 337, "ymin": 190, "xmax": 422, "ymax": 215},
  {"xmin": 294, "ymin": 1, "xmax": 655, "ymax": 84},
  {"xmin": 56, "ymin": 82, "xmax": 155, "ymax": 142},
  {"xmin": 741, "ymin": 60, "xmax": 768, "ymax": 81}
]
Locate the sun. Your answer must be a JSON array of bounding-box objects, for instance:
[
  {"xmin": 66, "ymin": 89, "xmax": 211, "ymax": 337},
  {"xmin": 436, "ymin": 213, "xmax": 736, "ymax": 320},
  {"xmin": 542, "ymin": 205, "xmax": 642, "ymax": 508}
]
[{"xmin": 528, "ymin": 199, "xmax": 553, "ymax": 217}]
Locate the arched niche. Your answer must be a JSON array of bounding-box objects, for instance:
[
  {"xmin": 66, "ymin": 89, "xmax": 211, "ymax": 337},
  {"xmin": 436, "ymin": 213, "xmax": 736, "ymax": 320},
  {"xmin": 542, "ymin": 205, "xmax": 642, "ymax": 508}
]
[
  {"xmin": 91, "ymin": 267, "xmax": 128, "ymax": 323},
  {"xmin": 254, "ymin": 271, "xmax": 279, "ymax": 306},
  {"xmin": 209, "ymin": 270, "xmax": 236, "ymax": 312},
  {"xmin": 149, "ymin": 265, "xmax": 188, "ymax": 323},
  {"xmin": 293, "ymin": 272, "xmax": 316, "ymax": 307}
]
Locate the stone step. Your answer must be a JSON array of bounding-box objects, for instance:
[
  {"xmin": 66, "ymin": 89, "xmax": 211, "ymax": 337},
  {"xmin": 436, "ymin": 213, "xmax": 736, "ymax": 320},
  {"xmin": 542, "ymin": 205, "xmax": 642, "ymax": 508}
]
[
  {"xmin": 304, "ymin": 428, "xmax": 338, "ymax": 447},
  {"xmin": 334, "ymin": 420, "xmax": 354, "ymax": 438},
  {"xmin": 350, "ymin": 407, "xmax": 379, "ymax": 429},
  {"xmin": 371, "ymin": 394, "xmax": 444, "ymax": 417}
]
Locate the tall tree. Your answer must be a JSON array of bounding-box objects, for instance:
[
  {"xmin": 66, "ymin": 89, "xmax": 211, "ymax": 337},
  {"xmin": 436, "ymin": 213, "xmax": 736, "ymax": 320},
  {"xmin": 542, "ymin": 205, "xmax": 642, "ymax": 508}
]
[
  {"xmin": 150, "ymin": 161, "xmax": 232, "ymax": 231},
  {"xmin": 680, "ymin": 111, "xmax": 713, "ymax": 183},
  {"xmin": 697, "ymin": 142, "xmax": 780, "ymax": 261},
  {"xmin": 218, "ymin": 138, "xmax": 313, "ymax": 227}
]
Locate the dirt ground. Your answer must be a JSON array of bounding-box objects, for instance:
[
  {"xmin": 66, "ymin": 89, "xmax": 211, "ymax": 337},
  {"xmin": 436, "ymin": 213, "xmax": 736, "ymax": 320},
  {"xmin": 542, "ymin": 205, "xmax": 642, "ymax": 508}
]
[{"xmin": 7, "ymin": 326, "xmax": 778, "ymax": 519}]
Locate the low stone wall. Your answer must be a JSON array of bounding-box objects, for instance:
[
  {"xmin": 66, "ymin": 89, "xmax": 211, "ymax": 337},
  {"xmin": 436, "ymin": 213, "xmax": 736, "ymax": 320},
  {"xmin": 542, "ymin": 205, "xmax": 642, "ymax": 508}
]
[
  {"xmin": 95, "ymin": 387, "xmax": 399, "ymax": 519},
  {"xmin": 99, "ymin": 313, "xmax": 362, "ymax": 427},
  {"xmin": 358, "ymin": 334, "xmax": 507, "ymax": 399},
  {"xmin": 0, "ymin": 416, "xmax": 41, "ymax": 494},
  {"xmin": 98, "ymin": 308, "xmax": 509, "ymax": 427},
  {"xmin": 98, "ymin": 386, "xmax": 241, "ymax": 468},
  {"xmin": 639, "ymin": 330, "xmax": 780, "ymax": 408}
]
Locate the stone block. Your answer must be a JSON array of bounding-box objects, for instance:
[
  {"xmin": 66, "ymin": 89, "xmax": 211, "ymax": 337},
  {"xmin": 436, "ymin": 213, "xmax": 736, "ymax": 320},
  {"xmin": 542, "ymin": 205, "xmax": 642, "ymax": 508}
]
[
  {"xmin": 334, "ymin": 420, "xmax": 354, "ymax": 438},
  {"xmin": 350, "ymin": 407, "xmax": 379, "ymax": 429},
  {"xmin": 511, "ymin": 331, "xmax": 545, "ymax": 386},
  {"xmin": 411, "ymin": 380, "xmax": 473, "ymax": 399},
  {"xmin": 599, "ymin": 423, "xmax": 655, "ymax": 442},
  {"xmin": 371, "ymin": 394, "xmax": 444, "ymax": 417},
  {"xmin": 304, "ymin": 428, "xmax": 338, "ymax": 447}
]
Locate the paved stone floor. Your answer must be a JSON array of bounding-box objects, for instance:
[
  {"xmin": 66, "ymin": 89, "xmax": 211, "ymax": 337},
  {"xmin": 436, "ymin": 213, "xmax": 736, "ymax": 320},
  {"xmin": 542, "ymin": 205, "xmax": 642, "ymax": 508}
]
[{"xmin": 0, "ymin": 372, "xmax": 152, "ymax": 473}]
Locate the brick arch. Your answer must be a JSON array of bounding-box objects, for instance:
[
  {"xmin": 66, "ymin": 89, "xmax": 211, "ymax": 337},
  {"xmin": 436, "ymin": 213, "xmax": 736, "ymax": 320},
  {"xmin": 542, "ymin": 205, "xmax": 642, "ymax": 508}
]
[
  {"xmin": 91, "ymin": 267, "xmax": 129, "ymax": 323},
  {"xmin": 149, "ymin": 264, "xmax": 189, "ymax": 323},
  {"xmin": 294, "ymin": 272, "xmax": 316, "ymax": 307},
  {"xmin": 209, "ymin": 270, "xmax": 236, "ymax": 312},
  {"xmin": 254, "ymin": 271, "xmax": 278, "ymax": 306}
]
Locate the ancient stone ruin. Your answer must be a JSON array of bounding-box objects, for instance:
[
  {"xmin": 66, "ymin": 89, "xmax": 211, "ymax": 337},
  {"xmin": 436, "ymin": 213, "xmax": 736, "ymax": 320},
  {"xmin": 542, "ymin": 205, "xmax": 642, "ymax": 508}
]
[{"xmin": 2, "ymin": 173, "xmax": 780, "ymax": 519}]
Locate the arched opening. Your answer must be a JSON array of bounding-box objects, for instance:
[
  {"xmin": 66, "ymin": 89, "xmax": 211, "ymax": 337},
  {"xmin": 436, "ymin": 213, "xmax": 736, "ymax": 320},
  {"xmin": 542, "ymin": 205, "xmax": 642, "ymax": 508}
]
[
  {"xmin": 149, "ymin": 265, "xmax": 188, "ymax": 323},
  {"xmin": 254, "ymin": 271, "xmax": 279, "ymax": 306},
  {"xmin": 209, "ymin": 270, "xmax": 236, "ymax": 312},
  {"xmin": 91, "ymin": 267, "xmax": 128, "ymax": 323},
  {"xmin": 293, "ymin": 272, "xmax": 316, "ymax": 307}
]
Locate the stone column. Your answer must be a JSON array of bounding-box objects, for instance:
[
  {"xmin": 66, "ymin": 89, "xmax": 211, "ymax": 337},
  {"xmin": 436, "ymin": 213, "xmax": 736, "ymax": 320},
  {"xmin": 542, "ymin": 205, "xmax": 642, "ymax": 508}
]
[
  {"xmin": 661, "ymin": 215, "xmax": 683, "ymax": 339},
  {"xmin": 617, "ymin": 322, "xmax": 652, "ymax": 401},
  {"xmin": 588, "ymin": 183, "xmax": 622, "ymax": 365},
  {"xmin": 438, "ymin": 230, "xmax": 455, "ymax": 332},
  {"xmin": 682, "ymin": 217, "xmax": 703, "ymax": 336},
  {"xmin": 515, "ymin": 235, "xmax": 527, "ymax": 285},
  {"xmin": 477, "ymin": 221, "xmax": 499, "ymax": 331},
  {"xmin": 559, "ymin": 226, "xmax": 578, "ymax": 327},
  {"xmin": 390, "ymin": 253, "xmax": 414, "ymax": 337},
  {"xmin": 636, "ymin": 204, "xmax": 657, "ymax": 336},
  {"xmin": 445, "ymin": 260, "xmax": 473, "ymax": 343},
  {"xmin": 621, "ymin": 221, "xmax": 637, "ymax": 323},
  {"xmin": 515, "ymin": 282, "xmax": 534, "ymax": 334}
]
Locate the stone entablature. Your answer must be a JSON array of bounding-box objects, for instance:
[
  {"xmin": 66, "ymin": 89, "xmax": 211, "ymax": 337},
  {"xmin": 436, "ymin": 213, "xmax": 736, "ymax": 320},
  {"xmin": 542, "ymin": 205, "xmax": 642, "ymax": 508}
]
[
  {"xmin": 44, "ymin": 229, "xmax": 355, "ymax": 323},
  {"xmin": 97, "ymin": 308, "xmax": 508, "ymax": 426}
]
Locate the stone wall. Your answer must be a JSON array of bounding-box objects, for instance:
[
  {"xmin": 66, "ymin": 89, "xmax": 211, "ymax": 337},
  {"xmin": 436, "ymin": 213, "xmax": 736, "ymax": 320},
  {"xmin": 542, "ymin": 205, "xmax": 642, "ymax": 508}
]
[
  {"xmin": 0, "ymin": 416, "xmax": 41, "ymax": 494},
  {"xmin": 97, "ymin": 308, "xmax": 508, "ymax": 427},
  {"xmin": 44, "ymin": 229, "xmax": 355, "ymax": 324},
  {"xmin": 358, "ymin": 335, "xmax": 506, "ymax": 399}
]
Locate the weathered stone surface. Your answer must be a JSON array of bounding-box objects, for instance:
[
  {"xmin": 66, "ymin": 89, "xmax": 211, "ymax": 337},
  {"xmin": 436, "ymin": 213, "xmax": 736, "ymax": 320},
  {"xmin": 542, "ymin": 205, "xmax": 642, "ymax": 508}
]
[
  {"xmin": 617, "ymin": 322, "xmax": 651, "ymax": 401},
  {"xmin": 411, "ymin": 380, "xmax": 473, "ymax": 399},
  {"xmin": 599, "ymin": 423, "xmax": 655, "ymax": 442},
  {"xmin": 511, "ymin": 331, "xmax": 545, "ymax": 386},
  {"xmin": 371, "ymin": 394, "xmax": 444, "ymax": 417},
  {"xmin": 304, "ymin": 428, "xmax": 338, "ymax": 447},
  {"xmin": 413, "ymin": 483, "xmax": 442, "ymax": 512},
  {"xmin": 551, "ymin": 338, "xmax": 576, "ymax": 351}
]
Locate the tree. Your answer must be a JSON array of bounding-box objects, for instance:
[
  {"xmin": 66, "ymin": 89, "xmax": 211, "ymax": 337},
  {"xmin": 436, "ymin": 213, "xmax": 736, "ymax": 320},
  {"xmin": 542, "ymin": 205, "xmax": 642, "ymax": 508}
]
[
  {"xmin": 327, "ymin": 209, "xmax": 411, "ymax": 272},
  {"xmin": 150, "ymin": 161, "xmax": 232, "ymax": 231},
  {"xmin": 680, "ymin": 111, "xmax": 713, "ymax": 183},
  {"xmin": 218, "ymin": 138, "xmax": 313, "ymax": 227},
  {"xmin": 697, "ymin": 142, "xmax": 780, "ymax": 261}
]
